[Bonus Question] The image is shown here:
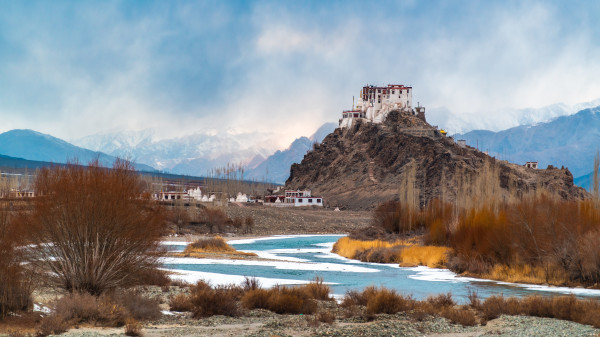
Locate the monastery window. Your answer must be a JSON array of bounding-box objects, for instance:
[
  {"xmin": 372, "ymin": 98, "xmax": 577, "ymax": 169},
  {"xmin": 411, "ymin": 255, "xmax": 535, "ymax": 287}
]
[
  {"xmin": 391, "ymin": 90, "xmax": 395, "ymax": 94},
  {"xmin": 298, "ymin": 199, "xmax": 303, "ymax": 203},
  {"xmin": 308, "ymin": 199, "xmax": 313, "ymax": 203},
  {"xmin": 317, "ymin": 199, "xmax": 321, "ymax": 203},
  {"xmin": 378, "ymin": 89, "xmax": 381, "ymax": 93}
]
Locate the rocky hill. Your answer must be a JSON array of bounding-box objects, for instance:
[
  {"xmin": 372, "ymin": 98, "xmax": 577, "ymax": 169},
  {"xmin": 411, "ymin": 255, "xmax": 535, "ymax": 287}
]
[{"xmin": 286, "ymin": 111, "xmax": 587, "ymax": 209}]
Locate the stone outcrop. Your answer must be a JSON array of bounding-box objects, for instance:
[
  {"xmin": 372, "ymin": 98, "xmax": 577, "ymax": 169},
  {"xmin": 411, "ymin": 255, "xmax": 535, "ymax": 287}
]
[{"xmin": 286, "ymin": 111, "xmax": 588, "ymax": 209}]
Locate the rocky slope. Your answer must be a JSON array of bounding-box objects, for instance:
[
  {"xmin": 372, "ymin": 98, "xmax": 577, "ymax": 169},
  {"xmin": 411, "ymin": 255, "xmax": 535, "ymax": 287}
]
[{"xmin": 286, "ymin": 111, "xmax": 588, "ymax": 209}]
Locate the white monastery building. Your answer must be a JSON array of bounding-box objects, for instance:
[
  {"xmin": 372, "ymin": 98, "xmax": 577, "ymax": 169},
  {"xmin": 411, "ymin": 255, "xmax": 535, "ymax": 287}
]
[{"xmin": 340, "ymin": 84, "xmax": 424, "ymax": 128}]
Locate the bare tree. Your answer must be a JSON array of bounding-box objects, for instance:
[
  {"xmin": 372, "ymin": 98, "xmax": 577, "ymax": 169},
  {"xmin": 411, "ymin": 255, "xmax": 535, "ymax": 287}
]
[
  {"xmin": 23, "ymin": 160, "xmax": 165, "ymax": 295},
  {"xmin": 0, "ymin": 199, "xmax": 32, "ymax": 317}
]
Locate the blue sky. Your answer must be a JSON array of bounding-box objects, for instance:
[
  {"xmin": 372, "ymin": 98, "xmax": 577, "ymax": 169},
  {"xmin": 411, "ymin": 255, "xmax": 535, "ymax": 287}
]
[{"xmin": 1, "ymin": 0, "xmax": 600, "ymax": 147}]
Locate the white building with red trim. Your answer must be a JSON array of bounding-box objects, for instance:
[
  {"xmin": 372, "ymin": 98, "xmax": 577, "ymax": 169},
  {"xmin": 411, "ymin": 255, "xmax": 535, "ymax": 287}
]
[{"xmin": 340, "ymin": 84, "xmax": 420, "ymax": 128}]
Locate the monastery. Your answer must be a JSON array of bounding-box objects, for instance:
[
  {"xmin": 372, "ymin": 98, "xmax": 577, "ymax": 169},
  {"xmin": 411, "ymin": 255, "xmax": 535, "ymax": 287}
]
[{"xmin": 339, "ymin": 84, "xmax": 426, "ymax": 128}]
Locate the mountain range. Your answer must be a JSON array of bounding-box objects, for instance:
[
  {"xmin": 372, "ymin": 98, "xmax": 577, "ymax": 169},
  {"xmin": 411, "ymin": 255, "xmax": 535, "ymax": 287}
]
[
  {"xmin": 0, "ymin": 130, "xmax": 155, "ymax": 172},
  {"xmin": 3, "ymin": 101, "xmax": 600, "ymax": 188},
  {"xmin": 456, "ymin": 107, "xmax": 600, "ymax": 179},
  {"xmin": 427, "ymin": 98, "xmax": 600, "ymax": 134},
  {"xmin": 244, "ymin": 123, "xmax": 337, "ymax": 184}
]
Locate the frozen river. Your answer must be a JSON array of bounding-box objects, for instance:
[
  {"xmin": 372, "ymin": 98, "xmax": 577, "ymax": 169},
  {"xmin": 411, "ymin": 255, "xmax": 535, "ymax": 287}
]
[{"xmin": 162, "ymin": 235, "xmax": 600, "ymax": 302}]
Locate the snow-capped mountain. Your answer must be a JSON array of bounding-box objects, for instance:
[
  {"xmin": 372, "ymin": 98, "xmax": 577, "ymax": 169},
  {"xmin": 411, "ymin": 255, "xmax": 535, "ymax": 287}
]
[
  {"xmin": 456, "ymin": 106, "xmax": 600, "ymax": 178},
  {"xmin": 427, "ymin": 98, "xmax": 600, "ymax": 134},
  {"xmin": 72, "ymin": 130, "xmax": 279, "ymax": 176}
]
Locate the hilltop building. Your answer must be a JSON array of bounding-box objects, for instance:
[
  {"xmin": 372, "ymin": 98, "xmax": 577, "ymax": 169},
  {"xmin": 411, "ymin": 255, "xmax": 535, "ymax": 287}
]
[
  {"xmin": 340, "ymin": 84, "xmax": 424, "ymax": 128},
  {"xmin": 525, "ymin": 161, "xmax": 539, "ymax": 169}
]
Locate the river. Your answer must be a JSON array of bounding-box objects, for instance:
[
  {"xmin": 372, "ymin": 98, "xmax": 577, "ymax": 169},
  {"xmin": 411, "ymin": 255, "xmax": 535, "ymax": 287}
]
[{"xmin": 162, "ymin": 235, "xmax": 600, "ymax": 302}]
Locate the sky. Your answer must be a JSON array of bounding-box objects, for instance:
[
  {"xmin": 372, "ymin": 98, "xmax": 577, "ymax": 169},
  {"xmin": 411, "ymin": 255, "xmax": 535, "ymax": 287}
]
[{"xmin": 1, "ymin": 0, "xmax": 600, "ymax": 148}]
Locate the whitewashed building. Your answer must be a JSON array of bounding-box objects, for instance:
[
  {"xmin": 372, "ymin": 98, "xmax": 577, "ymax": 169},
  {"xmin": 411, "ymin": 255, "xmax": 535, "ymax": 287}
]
[
  {"xmin": 284, "ymin": 190, "xmax": 324, "ymax": 207},
  {"xmin": 340, "ymin": 84, "xmax": 421, "ymax": 128}
]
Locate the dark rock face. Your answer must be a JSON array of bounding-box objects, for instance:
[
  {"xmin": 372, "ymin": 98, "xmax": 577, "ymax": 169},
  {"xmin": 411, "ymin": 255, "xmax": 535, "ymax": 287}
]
[{"xmin": 286, "ymin": 111, "xmax": 588, "ymax": 210}]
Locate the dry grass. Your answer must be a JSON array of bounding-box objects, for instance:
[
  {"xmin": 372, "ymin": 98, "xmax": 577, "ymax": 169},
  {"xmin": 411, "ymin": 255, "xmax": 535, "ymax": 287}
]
[
  {"xmin": 332, "ymin": 236, "xmax": 450, "ymax": 267},
  {"xmin": 185, "ymin": 236, "xmax": 235, "ymax": 253},
  {"xmin": 481, "ymin": 264, "xmax": 569, "ymax": 286},
  {"xmin": 178, "ymin": 236, "xmax": 257, "ymax": 258},
  {"xmin": 399, "ymin": 246, "xmax": 450, "ymax": 267},
  {"xmin": 331, "ymin": 237, "xmax": 404, "ymax": 260}
]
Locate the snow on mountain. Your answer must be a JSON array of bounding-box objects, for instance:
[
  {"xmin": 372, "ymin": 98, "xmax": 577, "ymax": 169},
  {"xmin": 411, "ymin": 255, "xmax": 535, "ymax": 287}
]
[
  {"xmin": 72, "ymin": 130, "xmax": 278, "ymax": 176},
  {"xmin": 427, "ymin": 98, "xmax": 600, "ymax": 134},
  {"xmin": 456, "ymin": 106, "xmax": 600, "ymax": 178}
]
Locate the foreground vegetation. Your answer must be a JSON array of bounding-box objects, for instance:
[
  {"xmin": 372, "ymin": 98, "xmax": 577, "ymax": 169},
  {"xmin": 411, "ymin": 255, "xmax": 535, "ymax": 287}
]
[
  {"xmin": 348, "ymin": 195, "xmax": 600, "ymax": 287},
  {"xmin": 166, "ymin": 278, "xmax": 600, "ymax": 329}
]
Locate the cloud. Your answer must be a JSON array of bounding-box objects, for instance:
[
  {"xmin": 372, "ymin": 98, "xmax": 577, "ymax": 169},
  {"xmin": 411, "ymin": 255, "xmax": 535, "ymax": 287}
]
[{"xmin": 1, "ymin": 0, "xmax": 600, "ymax": 146}]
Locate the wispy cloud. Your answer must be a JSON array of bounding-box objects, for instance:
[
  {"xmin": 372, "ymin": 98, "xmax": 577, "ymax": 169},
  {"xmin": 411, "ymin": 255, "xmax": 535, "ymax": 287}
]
[{"xmin": 1, "ymin": 1, "xmax": 600, "ymax": 146}]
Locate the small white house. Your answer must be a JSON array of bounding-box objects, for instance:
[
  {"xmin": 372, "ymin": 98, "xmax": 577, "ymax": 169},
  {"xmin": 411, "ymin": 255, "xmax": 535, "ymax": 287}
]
[{"xmin": 284, "ymin": 190, "xmax": 324, "ymax": 207}]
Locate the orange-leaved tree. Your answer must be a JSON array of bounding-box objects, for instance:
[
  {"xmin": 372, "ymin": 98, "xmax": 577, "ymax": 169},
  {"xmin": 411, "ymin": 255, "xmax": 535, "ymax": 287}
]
[{"xmin": 23, "ymin": 160, "xmax": 165, "ymax": 295}]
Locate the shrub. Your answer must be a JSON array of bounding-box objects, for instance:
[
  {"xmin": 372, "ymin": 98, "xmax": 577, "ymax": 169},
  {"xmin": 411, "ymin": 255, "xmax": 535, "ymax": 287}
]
[
  {"xmin": 300, "ymin": 277, "xmax": 332, "ymax": 301},
  {"xmin": 114, "ymin": 291, "xmax": 161, "ymax": 321},
  {"xmin": 189, "ymin": 281, "xmax": 240, "ymax": 318},
  {"xmin": 307, "ymin": 310, "xmax": 335, "ymax": 326},
  {"xmin": 23, "ymin": 160, "xmax": 165, "ymax": 295},
  {"xmin": 51, "ymin": 292, "xmax": 129, "ymax": 327},
  {"xmin": 341, "ymin": 286, "xmax": 379, "ymax": 308},
  {"xmin": 241, "ymin": 286, "xmax": 317, "ymax": 315},
  {"xmin": 364, "ymin": 287, "xmax": 414, "ymax": 315},
  {"xmin": 169, "ymin": 293, "xmax": 193, "ymax": 312},
  {"xmin": 36, "ymin": 314, "xmax": 69, "ymax": 337},
  {"xmin": 241, "ymin": 289, "xmax": 271, "ymax": 310},
  {"xmin": 440, "ymin": 307, "xmax": 478, "ymax": 326},
  {"xmin": 242, "ymin": 276, "xmax": 261, "ymax": 291},
  {"xmin": 426, "ymin": 293, "xmax": 455, "ymax": 308},
  {"xmin": 124, "ymin": 318, "xmax": 143, "ymax": 336},
  {"xmin": 265, "ymin": 286, "xmax": 317, "ymax": 315}
]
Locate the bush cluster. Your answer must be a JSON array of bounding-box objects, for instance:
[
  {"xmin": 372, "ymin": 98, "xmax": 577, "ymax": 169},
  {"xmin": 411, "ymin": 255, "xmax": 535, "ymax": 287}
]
[
  {"xmin": 170, "ymin": 277, "xmax": 332, "ymax": 317},
  {"xmin": 37, "ymin": 291, "xmax": 161, "ymax": 336}
]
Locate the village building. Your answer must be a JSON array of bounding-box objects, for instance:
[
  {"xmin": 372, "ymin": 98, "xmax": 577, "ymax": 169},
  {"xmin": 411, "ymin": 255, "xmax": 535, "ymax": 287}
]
[
  {"xmin": 264, "ymin": 190, "xmax": 324, "ymax": 207},
  {"xmin": 340, "ymin": 84, "xmax": 421, "ymax": 128},
  {"xmin": 153, "ymin": 191, "xmax": 190, "ymax": 201},
  {"xmin": 525, "ymin": 161, "xmax": 538, "ymax": 169},
  {"xmin": 284, "ymin": 190, "xmax": 323, "ymax": 207}
]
